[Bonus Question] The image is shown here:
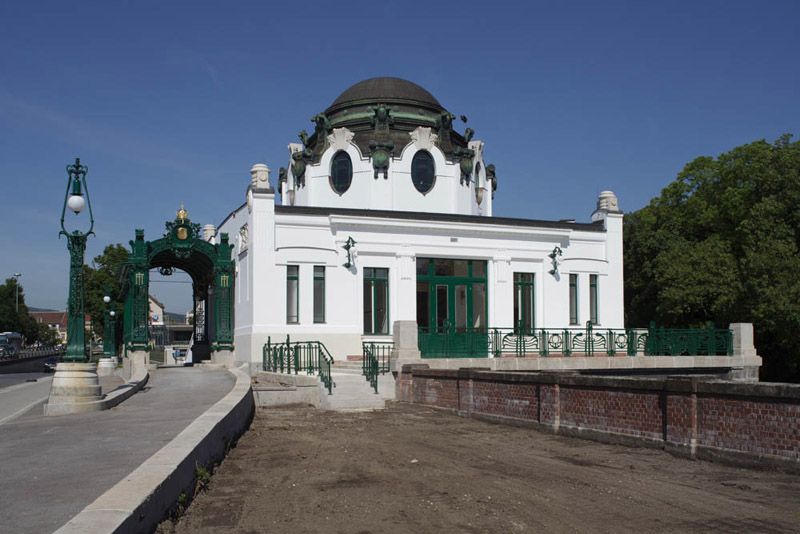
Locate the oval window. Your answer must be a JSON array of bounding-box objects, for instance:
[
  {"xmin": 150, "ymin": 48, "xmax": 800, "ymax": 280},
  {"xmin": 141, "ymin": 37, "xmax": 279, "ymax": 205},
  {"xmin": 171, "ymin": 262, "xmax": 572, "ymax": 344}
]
[
  {"xmin": 330, "ymin": 151, "xmax": 352, "ymax": 195},
  {"xmin": 411, "ymin": 150, "xmax": 435, "ymax": 194}
]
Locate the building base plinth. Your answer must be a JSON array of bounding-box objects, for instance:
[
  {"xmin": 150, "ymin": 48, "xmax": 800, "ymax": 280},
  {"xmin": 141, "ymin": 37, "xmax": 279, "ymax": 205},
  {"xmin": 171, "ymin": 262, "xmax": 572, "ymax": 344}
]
[
  {"xmin": 44, "ymin": 362, "xmax": 104, "ymax": 416},
  {"xmin": 211, "ymin": 350, "xmax": 235, "ymax": 368}
]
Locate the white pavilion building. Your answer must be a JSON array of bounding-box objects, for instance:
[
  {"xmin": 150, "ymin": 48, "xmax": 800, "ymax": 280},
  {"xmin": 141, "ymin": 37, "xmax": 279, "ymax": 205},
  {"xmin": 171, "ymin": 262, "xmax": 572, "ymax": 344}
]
[{"xmin": 215, "ymin": 77, "xmax": 624, "ymax": 369}]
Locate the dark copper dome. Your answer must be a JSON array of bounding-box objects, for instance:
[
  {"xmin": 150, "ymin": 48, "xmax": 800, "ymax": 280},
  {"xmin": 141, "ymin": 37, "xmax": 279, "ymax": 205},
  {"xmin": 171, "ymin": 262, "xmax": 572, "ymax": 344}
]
[{"xmin": 327, "ymin": 77, "xmax": 443, "ymax": 113}]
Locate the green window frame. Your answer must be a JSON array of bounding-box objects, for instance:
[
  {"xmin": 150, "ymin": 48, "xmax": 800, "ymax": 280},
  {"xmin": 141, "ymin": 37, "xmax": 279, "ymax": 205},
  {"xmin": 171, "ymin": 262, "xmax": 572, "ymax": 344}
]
[
  {"xmin": 569, "ymin": 273, "xmax": 578, "ymax": 325},
  {"xmin": 286, "ymin": 265, "xmax": 299, "ymax": 324},
  {"xmin": 513, "ymin": 273, "xmax": 535, "ymax": 333},
  {"xmin": 589, "ymin": 274, "xmax": 598, "ymax": 325},
  {"xmin": 313, "ymin": 266, "xmax": 325, "ymax": 323},
  {"xmin": 363, "ymin": 268, "xmax": 389, "ymax": 334}
]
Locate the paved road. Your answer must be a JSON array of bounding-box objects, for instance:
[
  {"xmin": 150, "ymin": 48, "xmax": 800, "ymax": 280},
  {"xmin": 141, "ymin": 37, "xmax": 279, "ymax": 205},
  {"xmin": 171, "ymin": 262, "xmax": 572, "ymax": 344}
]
[
  {"xmin": 0, "ymin": 376, "xmax": 53, "ymax": 424},
  {"xmin": 0, "ymin": 367, "xmax": 235, "ymax": 534},
  {"xmin": 0, "ymin": 372, "xmax": 50, "ymax": 389}
]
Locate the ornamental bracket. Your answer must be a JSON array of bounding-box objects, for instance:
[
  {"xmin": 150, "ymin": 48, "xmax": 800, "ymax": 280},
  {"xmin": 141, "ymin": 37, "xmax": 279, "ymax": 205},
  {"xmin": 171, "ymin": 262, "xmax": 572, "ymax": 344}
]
[
  {"xmin": 343, "ymin": 236, "xmax": 356, "ymax": 268},
  {"xmin": 548, "ymin": 246, "xmax": 563, "ymax": 276}
]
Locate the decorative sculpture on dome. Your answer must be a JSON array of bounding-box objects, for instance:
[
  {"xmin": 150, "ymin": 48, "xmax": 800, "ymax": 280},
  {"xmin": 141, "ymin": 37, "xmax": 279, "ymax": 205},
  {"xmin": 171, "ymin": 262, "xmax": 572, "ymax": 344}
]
[
  {"xmin": 298, "ymin": 129, "xmax": 311, "ymax": 148},
  {"xmin": 369, "ymin": 139, "xmax": 394, "ymax": 179},
  {"xmin": 291, "ymin": 150, "xmax": 309, "ymax": 187},
  {"xmin": 311, "ymin": 113, "xmax": 331, "ymax": 136},
  {"xmin": 454, "ymin": 146, "xmax": 476, "ymax": 184},
  {"xmin": 370, "ymin": 104, "xmax": 394, "ymax": 131},
  {"xmin": 486, "ymin": 164, "xmax": 498, "ymax": 198}
]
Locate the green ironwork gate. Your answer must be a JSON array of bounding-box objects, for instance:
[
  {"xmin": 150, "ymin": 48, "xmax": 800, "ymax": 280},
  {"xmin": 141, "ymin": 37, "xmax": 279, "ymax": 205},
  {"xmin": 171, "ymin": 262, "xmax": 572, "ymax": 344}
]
[{"xmin": 120, "ymin": 207, "xmax": 234, "ymax": 360}]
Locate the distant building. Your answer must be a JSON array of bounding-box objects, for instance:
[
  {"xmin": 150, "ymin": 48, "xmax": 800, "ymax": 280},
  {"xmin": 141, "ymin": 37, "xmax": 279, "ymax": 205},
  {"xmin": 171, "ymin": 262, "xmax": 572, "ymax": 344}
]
[{"xmin": 30, "ymin": 311, "xmax": 91, "ymax": 344}]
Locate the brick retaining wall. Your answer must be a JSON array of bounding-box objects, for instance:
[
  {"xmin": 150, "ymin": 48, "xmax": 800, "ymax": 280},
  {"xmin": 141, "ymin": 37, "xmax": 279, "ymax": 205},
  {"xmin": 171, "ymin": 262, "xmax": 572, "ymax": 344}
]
[{"xmin": 398, "ymin": 366, "xmax": 800, "ymax": 469}]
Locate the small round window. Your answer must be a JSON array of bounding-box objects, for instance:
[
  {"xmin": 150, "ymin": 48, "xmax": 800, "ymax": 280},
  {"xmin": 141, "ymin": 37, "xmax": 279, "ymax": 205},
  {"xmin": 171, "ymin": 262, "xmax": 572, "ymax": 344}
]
[
  {"xmin": 411, "ymin": 150, "xmax": 435, "ymax": 194},
  {"xmin": 330, "ymin": 151, "xmax": 352, "ymax": 195}
]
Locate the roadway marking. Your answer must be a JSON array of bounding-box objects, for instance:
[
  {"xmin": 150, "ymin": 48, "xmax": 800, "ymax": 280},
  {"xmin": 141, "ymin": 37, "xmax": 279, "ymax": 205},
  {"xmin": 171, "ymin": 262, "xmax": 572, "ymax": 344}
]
[{"xmin": 0, "ymin": 396, "xmax": 49, "ymax": 425}]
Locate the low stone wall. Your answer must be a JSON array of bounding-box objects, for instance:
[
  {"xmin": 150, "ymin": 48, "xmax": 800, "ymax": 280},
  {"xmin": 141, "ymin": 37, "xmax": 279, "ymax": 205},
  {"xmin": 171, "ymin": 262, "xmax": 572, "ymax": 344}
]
[
  {"xmin": 398, "ymin": 366, "xmax": 800, "ymax": 470},
  {"xmin": 56, "ymin": 364, "xmax": 255, "ymax": 534}
]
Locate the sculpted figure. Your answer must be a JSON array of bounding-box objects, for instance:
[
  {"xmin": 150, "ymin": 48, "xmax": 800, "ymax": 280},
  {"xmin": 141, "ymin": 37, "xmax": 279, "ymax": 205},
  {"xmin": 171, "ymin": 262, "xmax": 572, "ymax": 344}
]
[{"xmin": 311, "ymin": 113, "xmax": 331, "ymax": 136}]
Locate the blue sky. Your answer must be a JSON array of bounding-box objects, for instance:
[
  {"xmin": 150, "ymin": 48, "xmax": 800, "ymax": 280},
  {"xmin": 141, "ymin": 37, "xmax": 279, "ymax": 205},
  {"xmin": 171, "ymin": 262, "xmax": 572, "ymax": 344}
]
[{"xmin": 1, "ymin": 0, "xmax": 798, "ymax": 313}]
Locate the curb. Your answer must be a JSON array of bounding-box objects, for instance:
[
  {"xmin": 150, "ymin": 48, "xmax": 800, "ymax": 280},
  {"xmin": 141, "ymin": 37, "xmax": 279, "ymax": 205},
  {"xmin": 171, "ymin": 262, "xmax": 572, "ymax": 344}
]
[{"xmin": 55, "ymin": 364, "xmax": 255, "ymax": 534}]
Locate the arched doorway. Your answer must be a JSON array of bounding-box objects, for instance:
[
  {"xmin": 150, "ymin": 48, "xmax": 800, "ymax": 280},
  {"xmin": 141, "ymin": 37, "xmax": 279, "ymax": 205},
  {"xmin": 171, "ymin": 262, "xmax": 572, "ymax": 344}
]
[{"xmin": 120, "ymin": 207, "xmax": 234, "ymax": 362}]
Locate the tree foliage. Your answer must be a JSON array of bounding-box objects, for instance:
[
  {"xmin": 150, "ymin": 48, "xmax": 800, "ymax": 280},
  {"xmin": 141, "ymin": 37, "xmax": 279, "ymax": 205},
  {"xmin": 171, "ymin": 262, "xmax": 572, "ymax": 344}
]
[
  {"xmin": 0, "ymin": 278, "xmax": 39, "ymax": 341},
  {"xmin": 84, "ymin": 244, "xmax": 129, "ymax": 342},
  {"xmin": 625, "ymin": 135, "xmax": 800, "ymax": 381}
]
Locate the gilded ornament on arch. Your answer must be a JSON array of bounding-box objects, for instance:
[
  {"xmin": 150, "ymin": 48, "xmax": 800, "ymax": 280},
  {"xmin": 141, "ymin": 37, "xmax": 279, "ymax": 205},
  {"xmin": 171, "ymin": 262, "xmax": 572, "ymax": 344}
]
[{"xmin": 177, "ymin": 227, "xmax": 189, "ymax": 240}]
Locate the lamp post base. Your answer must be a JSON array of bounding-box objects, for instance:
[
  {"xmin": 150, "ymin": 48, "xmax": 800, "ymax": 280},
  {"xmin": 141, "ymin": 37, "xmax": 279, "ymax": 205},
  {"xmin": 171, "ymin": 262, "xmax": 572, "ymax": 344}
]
[
  {"xmin": 97, "ymin": 357, "xmax": 117, "ymax": 377},
  {"xmin": 44, "ymin": 362, "xmax": 103, "ymax": 416}
]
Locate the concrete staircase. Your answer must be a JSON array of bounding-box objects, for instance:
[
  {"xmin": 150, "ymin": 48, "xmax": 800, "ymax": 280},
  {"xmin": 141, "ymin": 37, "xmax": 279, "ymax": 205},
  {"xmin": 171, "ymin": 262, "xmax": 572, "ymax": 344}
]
[{"xmin": 320, "ymin": 359, "xmax": 395, "ymax": 412}]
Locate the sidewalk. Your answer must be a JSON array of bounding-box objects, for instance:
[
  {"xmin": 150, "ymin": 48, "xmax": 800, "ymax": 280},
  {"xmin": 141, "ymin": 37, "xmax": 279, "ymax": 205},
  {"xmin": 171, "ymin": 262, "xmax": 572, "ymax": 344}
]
[{"xmin": 0, "ymin": 367, "xmax": 235, "ymax": 534}]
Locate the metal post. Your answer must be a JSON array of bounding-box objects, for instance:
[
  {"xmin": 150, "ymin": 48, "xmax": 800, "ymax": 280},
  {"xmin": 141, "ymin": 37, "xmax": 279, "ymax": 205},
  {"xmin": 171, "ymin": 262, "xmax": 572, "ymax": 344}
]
[
  {"xmin": 13, "ymin": 273, "xmax": 21, "ymax": 312},
  {"xmin": 64, "ymin": 233, "xmax": 88, "ymax": 361}
]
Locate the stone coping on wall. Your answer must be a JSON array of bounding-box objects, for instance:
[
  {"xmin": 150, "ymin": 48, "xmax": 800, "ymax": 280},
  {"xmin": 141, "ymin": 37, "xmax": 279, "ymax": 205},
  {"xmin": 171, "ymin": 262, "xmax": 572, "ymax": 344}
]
[
  {"xmin": 398, "ymin": 354, "xmax": 762, "ymax": 373},
  {"xmin": 405, "ymin": 365, "xmax": 800, "ymax": 401}
]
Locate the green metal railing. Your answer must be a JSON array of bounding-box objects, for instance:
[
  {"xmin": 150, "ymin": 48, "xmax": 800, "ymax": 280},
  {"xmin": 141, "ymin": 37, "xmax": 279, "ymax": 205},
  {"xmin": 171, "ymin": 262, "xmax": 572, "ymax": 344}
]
[
  {"xmin": 262, "ymin": 336, "xmax": 335, "ymax": 394},
  {"xmin": 418, "ymin": 322, "xmax": 732, "ymax": 359},
  {"xmin": 362, "ymin": 342, "xmax": 393, "ymax": 393}
]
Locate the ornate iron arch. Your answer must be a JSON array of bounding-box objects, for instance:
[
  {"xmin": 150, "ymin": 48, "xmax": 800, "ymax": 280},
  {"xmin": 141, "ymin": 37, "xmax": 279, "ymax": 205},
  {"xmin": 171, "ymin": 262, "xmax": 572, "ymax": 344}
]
[{"xmin": 120, "ymin": 208, "xmax": 234, "ymax": 357}]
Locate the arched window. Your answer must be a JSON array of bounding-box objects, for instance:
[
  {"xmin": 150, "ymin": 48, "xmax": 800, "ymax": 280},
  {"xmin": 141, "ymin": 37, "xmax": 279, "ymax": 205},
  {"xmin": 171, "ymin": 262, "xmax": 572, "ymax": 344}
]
[
  {"xmin": 330, "ymin": 151, "xmax": 352, "ymax": 195},
  {"xmin": 411, "ymin": 150, "xmax": 435, "ymax": 194}
]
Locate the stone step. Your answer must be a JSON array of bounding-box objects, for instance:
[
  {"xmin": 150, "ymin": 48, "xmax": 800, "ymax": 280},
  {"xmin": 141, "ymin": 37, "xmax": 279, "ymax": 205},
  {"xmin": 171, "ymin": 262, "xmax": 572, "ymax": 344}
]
[{"xmin": 323, "ymin": 370, "xmax": 395, "ymax": 412}]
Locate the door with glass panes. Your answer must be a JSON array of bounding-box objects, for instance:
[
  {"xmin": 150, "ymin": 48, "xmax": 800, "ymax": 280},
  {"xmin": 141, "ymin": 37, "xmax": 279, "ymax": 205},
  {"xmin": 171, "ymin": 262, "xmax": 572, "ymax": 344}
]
[{"xmin": 416, "ymin": 258, "xmax": 487, "ymax": 333}]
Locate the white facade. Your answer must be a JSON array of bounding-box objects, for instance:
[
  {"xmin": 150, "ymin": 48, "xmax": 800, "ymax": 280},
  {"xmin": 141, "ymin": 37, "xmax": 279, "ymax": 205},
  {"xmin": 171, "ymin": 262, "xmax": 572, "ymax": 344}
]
[
  {"xmin": 282, "ymin": 128, "xmax": 493, "ymax": 217},
  {"xmin": 218, "ymin": 177, "xmax": 623, "ymax": 365},
  {"xmin": 214, "ymin": 78, "xmax": 625, "ymax": 366}
]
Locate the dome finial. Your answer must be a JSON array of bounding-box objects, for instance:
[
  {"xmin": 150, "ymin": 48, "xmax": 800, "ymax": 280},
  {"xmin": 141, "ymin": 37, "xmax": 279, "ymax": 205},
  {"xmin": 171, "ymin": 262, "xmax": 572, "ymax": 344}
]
[{"xmin": 177, "ymin": 202, "xmax": 188, "ymax": 221}]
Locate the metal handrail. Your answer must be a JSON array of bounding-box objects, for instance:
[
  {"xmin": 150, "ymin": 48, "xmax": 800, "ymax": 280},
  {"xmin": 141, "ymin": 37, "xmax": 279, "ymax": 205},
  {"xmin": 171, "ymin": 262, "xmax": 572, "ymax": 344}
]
[
  {"xmin": 418, "ymin": 322, "xmax": 732, "ymax": 359},
  {"xmin": 262, "ymin": 336, "xmax": 335, "ymax": 395},
  {"xmin": 362, "ymin": 342, "xmax": 392, "ymax": 393}
]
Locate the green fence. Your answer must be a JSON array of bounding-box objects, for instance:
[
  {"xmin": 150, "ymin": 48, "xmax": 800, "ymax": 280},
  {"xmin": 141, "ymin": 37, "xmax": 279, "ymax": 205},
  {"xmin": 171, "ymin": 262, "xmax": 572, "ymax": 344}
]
[
  {"xmin": 362, "ymin": 342, "xmax": 393, "ymax": 393},
  {"xmin": 262, "ymin": 336, "xmax": 335, "ymax": 394},
  {"xmin": 419, "ymin": 322, "xmax": 732, "ymax": 359}
]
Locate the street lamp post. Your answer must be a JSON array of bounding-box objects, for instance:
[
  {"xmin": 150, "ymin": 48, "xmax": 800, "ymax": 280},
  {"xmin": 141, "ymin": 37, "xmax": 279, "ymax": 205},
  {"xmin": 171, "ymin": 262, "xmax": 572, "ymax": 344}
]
[
  {"xmin": 102, "ymin": 295, "xmax": 117, "ymax": 357},
  {"xmin": 45, "ymin": 157, "xmax": 103, "ymax": 416},
  {"xmin": 60, "ymin": 158, "xmax": 94, "ymax": 363},
  {"xmin": 12, "ymin": 273, "xmax": 21, "ymax": 312}
]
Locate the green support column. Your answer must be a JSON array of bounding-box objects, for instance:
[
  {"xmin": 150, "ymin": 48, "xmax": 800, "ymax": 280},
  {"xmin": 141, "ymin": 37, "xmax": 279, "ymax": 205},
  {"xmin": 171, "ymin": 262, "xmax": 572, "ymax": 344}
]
[
  {"xmin": 64, "ymin": 232, "xmax": 88, "ymax": 362},
  {"xmin": 211, "ymin": 233, "xmax": 234, "ymax": 352},
  {"xmin": 125, "ymin": 229, "xmax": 150, "ymax": 351}
]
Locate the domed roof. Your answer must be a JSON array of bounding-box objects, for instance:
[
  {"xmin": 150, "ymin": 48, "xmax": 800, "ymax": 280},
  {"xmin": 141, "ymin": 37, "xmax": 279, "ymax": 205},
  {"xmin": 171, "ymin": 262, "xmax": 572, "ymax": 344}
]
[{"xmin": 327, "ymin": 77, "xmax": 443, "ymax": 112}]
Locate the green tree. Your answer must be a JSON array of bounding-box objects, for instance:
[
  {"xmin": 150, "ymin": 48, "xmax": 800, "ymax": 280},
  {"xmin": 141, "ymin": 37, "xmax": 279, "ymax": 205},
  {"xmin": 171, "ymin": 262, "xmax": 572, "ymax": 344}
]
[
  {"xmin": 625, "ymin": 135, "xmax": 800, "ymax": 381},
  {"xmin": 36, "ymin": 321, "xmax": 61, "ymax": 346},
  {"xmin": 84, "ymin": 244, "xmax": 129, "ymax": 346},
  {"xmin": 0, "ymin": 278, "xmax": 40, "ymax": 342}
]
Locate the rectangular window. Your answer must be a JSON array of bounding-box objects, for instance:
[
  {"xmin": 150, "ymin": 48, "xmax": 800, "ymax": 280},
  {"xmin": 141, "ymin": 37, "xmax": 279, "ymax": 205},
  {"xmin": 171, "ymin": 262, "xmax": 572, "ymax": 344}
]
[
  {"xmin": 313, "ymin": 266, "xmax": 325, "ymax": 323},
  {"xmin": 569, "ymin": 273, "xmax": 578, "ymax": 325},
  {"xmin": 589, "ymin": 274, "xmax": 598, "ymax": 325},
  {"xmin": 513, "ymin": 273, "xmax": 535, "ymax": 333},
  {"xmin": 363, "ymin": 268, "xmax": 389, "ymax": 334},
  {"xmin": 286, "ymin": 265, "xmax": 299, "ymax": 324}
]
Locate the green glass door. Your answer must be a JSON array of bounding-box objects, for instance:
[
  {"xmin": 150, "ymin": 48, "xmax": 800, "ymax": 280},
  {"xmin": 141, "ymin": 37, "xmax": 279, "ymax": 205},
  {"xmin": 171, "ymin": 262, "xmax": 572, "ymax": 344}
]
[{"xmin": 417, "ymin": 258, "xmax": 489, "ymax": 358}]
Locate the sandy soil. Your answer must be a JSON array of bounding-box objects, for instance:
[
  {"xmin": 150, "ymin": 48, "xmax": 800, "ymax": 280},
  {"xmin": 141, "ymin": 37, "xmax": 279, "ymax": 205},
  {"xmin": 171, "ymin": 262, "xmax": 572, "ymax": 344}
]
[{"xmin": 170, "ymin": 403, "xmax": 800, "ymax": 533}]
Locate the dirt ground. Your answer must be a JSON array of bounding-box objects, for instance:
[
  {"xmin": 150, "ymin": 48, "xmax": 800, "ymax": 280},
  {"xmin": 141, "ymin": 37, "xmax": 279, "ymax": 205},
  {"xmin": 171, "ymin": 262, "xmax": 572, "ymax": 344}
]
[{"xmin": 171, "ymin": 403, "xmax": 800, "ymax": 533}]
